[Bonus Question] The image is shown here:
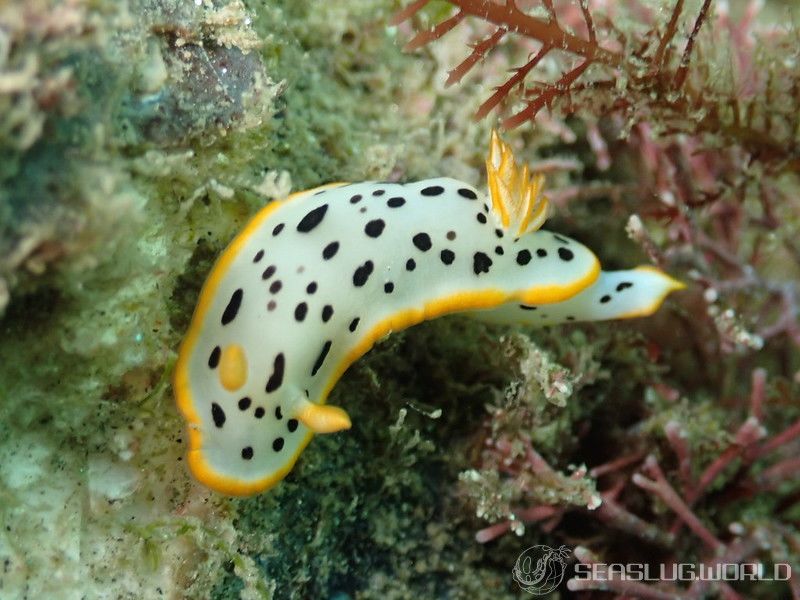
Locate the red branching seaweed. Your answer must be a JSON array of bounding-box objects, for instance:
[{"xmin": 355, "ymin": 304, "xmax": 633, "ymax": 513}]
[
  {"xmin": 466, "ymin": 365, "xmax": 800, "ymax": 598},
  {"xmin": 394, "ymin": 0, "xmax": 800, "ymax": 172}
]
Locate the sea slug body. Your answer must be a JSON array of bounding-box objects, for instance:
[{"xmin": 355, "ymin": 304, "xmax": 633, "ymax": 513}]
[
  {"xmin": 174, "ymin": 132, "xmax": 683, "ymax": 495},
  {"xmin": 475, "ymin": 266, "xmax": 684, "ymax": 327}
]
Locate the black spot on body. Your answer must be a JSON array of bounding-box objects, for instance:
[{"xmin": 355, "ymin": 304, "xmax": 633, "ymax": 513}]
[
  {"xmin": 297, "ymin": 204, "xmax": 328, "ymax": 232},
  {"xmin": 322, "ymin": 241, "xmax": 339, "ymax": 260},
  {"xmin": 446, "ymin": 231, "xmax": 456, "ymax": 241},
  {"xmin": 350, "ymin": 194, "xmax": 362, "ymax": 204},
  {"xmin": 272, "ymin": 223, "xmax": 284, "ymax": 236},
  {"xmin": 516, "ymin": 250, "xmax": 532, "ymax": 265},
  {"xmin": 275, "ymin": 406, "xmax": 283, "ymax": 420},
  {"xmin": 353, "ymin": 260, "xmax": 374, "ymax": 286},
  {"xmin": 536, "ymin": 248, "xmax": 547, "ymax": 258},
  {"xmin": 384, "ymin": 282, "xmax": 394, "ymax": 294},
  {"xmin": 566, "ymin": 316, "xmax": 575, "ymax": 321},
  {"xmin": 440, "ymin": 249, "xmax": 455, "ymax": 265},
  {"xmin": 295, "ymin": 302, "xmax": 308, "ymax": 321},
  {"xmin": 255, "ymin": 407, "xmax": 265, "ymax": 419},
  {"xmin": 221, "ymin": 288, "xmax": 243, "ymax": 325},
  {"xmin": 262, "ymin": 265, "xmax": 276, "ymax": 280},
  {"xmin": 600, "ymin": 295, "xmax": 611, "ymax": 304},
  {"xmin": 238, "ymin": 397, "xmax": 252, "ymax": 411},
  {"xmin": 349, "ymin": 318, "xmax": 360, "ymax": 332},
  {"xmin": 211, "ymin": 403, "xmax": 225, "ymax": 428},
  {"xmin": 307, "ymin": 281, "xmax": 318, "ymax": 294},
  {"xmin": 495, "ymin": 229, "xmax": 504, "ymax": 238},
  {"xmin": 421, "ymin": 185, "xmax": 444, "ymax": 196},
  {"xmin": 473, "ymin": 252, "xmax": 492, "ymax": 275},
  {"xmin": 208, "ymin": 346, "xmax": 221, "ymax": 369},
  {"xmin": 287, "ymin": 419, "xmax": 298, "ymax": 432},
  {"xmin": 269, "ymin": 280, "xmax": 282, "ymax": 294},
  {"xmin": 495, "ymin": 246, "xmax": 504, "ymax": 255},
  {"xmin": 241, "ymin": 447, "xmax": 253, "ymax": 460},
  {"xmin": 387, "ymin": 197, "xmax": 405, "ymax": 208},
  {"xmin": 558, "ymin": 247, "xmax": 574, "ymax": 261},
  {"xmin": 265, "ymin": 353, "xmax": 285, "ymax": 393},
  {"xmin": 311, "ymin": 340, "xmax": 332, "ymax": 376},
  {"xmin": 406, "ymin": 258, "xmax": 416, "ymax": 271},
  {"xmin": 617, "ymin": 282, "xmax": 633, "ymax": 291},
  {"xmin": 412, "ymin": 233, "xmax": 432, "ymax": 251},
  {"xmin": 267, "ymin": 300, "xmax": 276, "ymax": 311},
  {"xmin": 272, "ymin": 437, "xmax": 285, "ymax": 452},
  {"xmin": 476, "ymin": 213, "xmax": 487, "ymax": 224},
  {"xmin": 553, "ymin": 234, "xmax": 570, "ymax": 244},
  {"xmin": 458, "ymin": 188, "xmax": 477, "ymax": 200},
  {"xmin": 364, "ymin": 219, "xmax": 385, "ymax": 238},
  {"xmin": 372, "ymin": 189, "xmax": 385, "ymax": 196},
  {"xmin": 253, "ymin": 250, "xmax": 264, "ymax": 263},
  {"xmin": 519, "ymin": 305, "xmax": 537, "ymax": 311},
  {"xmin": 322, "ymin": 305, "xmax": 333, "ymax": 322}
]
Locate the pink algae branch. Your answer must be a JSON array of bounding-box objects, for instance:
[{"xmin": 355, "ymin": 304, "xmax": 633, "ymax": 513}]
[
  {"xmin": 392, "ymin": 0, "xmax": 704, "ymax": 127},
  {"xmin": 469, "ymin": 368, "xmax": 800, "ymax": 599},
  {"xmin": 393, "ymin": 0, "xmax": 800, "ymax": 173},
  {"xmin": 392, "ymin": 0, "xmax": 620, "ymax": 127}
]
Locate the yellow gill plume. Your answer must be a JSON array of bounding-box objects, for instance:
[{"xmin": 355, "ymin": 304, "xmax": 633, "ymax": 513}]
[{"xmin": 485, "ymin": 130, "xmax": 549, "ymax": 236}]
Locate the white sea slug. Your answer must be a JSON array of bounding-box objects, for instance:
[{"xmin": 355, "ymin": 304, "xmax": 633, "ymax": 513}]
[
  {"xmin": 174, "ymin": 132, "xmax": 683, "ymax": 495},
  {"xmin": 475, "ymin": 267, "xmax": 684, "ymax": 327}
]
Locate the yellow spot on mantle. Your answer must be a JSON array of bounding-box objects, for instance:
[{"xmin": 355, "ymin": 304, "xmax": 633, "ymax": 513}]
[{"xmin": 219, "ymin": 344, "xmax": 247, "ymax": 391}]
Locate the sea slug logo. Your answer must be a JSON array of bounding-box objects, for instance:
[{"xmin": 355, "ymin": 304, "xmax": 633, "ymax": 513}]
[{"xmin": 512, "ymin": 544, "xmax": 571, "ymax": 595}]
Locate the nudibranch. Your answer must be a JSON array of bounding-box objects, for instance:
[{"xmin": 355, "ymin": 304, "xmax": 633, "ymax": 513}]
[
  {"xmin": 174, "ymin": 131, "xmax": 683, "ymax": 496},
  {"xmin": 475, "ymin": 267, "xmax": 684, "ymax": 327}
]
